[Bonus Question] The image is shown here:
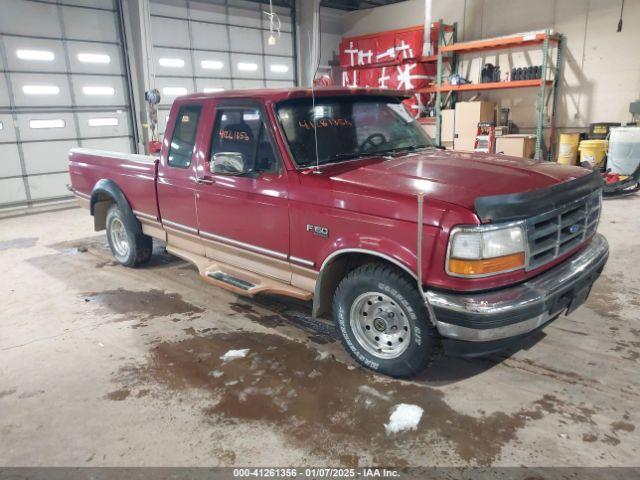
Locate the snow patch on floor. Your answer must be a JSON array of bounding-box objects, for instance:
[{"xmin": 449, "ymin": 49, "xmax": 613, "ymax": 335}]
[
  {"xmin": 384, "ymin": 403, "xmax": 423, "ymax": 435},
  {"xmin": 358, "ymin": 385, "xmax": 391, "ymax": 402},
  {"xmin": 315, "ymin": 351, "xmax": 331, "ymax": 361},
  {"xmin": 220, "ymin": 348, "xmax": 250, "ymax": 361}
]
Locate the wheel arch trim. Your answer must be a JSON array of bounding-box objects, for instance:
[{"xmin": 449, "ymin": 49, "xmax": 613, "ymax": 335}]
[
  {"xmin": 319, "ymin": 248, "xmax": 418, "ymax": 280},
  {"xmin": 313, "ymin": 248, "xmax": 418, "ymax": 318},
  {"xmin": 90, "ymin": 179, "xmax": 141, "ymax": 235}
]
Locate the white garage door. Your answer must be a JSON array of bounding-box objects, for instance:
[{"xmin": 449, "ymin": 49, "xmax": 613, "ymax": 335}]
[
  {"xmin": 0, "ymin": 0, "xmax": 135, "ymax": 208},
  {"xmin": 150, "ymin": 0, "xmax": 297, "ymax": 135}
]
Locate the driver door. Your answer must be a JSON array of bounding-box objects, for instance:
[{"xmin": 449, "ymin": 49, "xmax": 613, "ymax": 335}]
[{"xmin": 193, "ymin": 101, "xmax": 291, "ymax": 282}]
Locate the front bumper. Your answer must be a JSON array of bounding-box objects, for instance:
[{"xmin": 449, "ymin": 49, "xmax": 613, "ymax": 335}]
[{"xmin": 425, "ymin": 233, "xmax": 609, "ymax": 353}]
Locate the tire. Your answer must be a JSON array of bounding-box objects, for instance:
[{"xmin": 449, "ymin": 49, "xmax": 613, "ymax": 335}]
[
  {"xmin": 332, "ymin": 262, "xmax": 438, "ymax": 378},
  {"xmin": 105, "ymin": 203, "xmax": 152, "ymax": 267}
]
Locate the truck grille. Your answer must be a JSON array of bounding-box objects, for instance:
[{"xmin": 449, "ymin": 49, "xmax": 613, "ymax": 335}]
[{"xmin": 525, "ymin": 189, "xmax": 602, "ymax": 270}]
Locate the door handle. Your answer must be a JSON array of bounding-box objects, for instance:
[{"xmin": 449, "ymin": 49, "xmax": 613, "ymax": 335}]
[{"xmin": 195, "ymin": 176, "xmax": 214, "ymax": 185}]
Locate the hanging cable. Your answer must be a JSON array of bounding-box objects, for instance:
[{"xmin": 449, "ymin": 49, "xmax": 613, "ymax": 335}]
[
  {"xmin": 264, "ymin": 0, "xmax": 282, "ymax": 46},
  {"xmin": 617, "ymin": 0, "xmax": 624, "ymax": 32}
]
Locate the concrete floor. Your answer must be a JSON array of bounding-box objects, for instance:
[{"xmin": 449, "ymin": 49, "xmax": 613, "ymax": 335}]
[{"xmin": 0, "ymin": 197, "xmax": 638, "ymax": 467}]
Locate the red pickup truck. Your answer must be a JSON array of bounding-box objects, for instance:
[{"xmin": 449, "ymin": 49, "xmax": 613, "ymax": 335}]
[{"xmin": 68, "ymin": 87, "xmax": 608, "ymax": 378}]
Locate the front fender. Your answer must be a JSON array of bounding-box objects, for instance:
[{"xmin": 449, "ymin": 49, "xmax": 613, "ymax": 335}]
[
  {"xmin": 318, "ymin": 238, "xmax": 418, "ymax": 280},
  {"xmin": 312, "ymin": 227, "xmax": 440, "ymax": 317}
]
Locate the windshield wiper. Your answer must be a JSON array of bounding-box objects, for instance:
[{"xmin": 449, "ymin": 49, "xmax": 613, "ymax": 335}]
[
  {"xmin": 317, "ymin": 152, "xmax": 376, "ymax": 165},
  {"xmin": 302, "ymin": 144, "xmax": 438, "ymax": 169},
  {"xmin": 375, "ymin": 144, "xmax": 433, "ymax": 155}
]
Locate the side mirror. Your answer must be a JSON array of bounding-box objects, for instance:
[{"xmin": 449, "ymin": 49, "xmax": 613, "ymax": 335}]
[{"xmin": 210, "ymin": 152, "xmax": 249, "ymax": 175}]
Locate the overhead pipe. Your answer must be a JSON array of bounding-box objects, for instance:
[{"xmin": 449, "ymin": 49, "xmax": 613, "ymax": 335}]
[{"xmin": 422, "ymin": 0, "xmax": 433, "ymax": 56}]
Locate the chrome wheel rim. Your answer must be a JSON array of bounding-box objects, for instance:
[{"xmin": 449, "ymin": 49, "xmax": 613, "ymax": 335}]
[
  {"xmin": 349, "ymin": 292, "xmax": 411, "ymax": 359},
  {"xmin": 109, "ymin": 217, "xmax": 130, "ymax": 258}
]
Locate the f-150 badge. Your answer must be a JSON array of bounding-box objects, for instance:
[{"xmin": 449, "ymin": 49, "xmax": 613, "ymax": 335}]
[{"xmin": 307, "ymin": 224, "xmax": 329, "ymax": 238}]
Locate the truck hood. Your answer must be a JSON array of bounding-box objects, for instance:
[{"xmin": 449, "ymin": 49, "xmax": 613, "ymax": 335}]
[{"xmin": 329, "ymin": 149, "xmax": 591, "ymax": 212}]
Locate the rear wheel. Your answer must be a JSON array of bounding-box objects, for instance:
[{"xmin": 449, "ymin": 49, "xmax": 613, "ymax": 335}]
[
  {"xmin": 105, "ymin": 204, "xmax": 152, "ymax": 267},
  {"xmin": 333, "ymin": 263, "xmax": 438, "ymax": 378}
]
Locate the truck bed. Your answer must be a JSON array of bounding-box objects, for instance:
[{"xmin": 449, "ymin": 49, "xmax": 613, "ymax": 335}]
[{"xmin": 68, "ymin": 148, "xmax": 159, "ymax": 220}]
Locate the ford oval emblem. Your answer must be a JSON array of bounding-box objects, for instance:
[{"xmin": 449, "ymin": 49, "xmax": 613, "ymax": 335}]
[{"xmin": 569, "ymin": 224, "xmax": 581, "ymax": 234}]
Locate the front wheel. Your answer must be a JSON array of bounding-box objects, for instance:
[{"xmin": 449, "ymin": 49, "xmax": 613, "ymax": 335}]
[
  {"xmin": 332, "ymin": 263, "xmax": 438, "ymax": 378},
  {"xmin": 105, "ymin": 204, "xmax": 152, "ymax": 267}
]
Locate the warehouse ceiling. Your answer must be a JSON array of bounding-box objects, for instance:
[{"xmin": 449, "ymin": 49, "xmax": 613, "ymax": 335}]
[
  {"xmin": 319, "ymin": 0, "xmax": 408, "ymax": 10},
  {"xmin": 243, "ymin": 0, "xmax": 409, "ymax": 11}
]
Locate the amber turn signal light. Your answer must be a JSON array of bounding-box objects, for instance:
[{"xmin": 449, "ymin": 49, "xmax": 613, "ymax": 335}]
[{"xmin": 448, "ymin": 252, "xmax": 525, "ymax": 276}]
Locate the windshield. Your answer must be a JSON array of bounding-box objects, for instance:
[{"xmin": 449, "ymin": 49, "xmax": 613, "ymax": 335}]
[{"xmin": 275, "ymin": 96, "xmax": 435, "ymax": 168}]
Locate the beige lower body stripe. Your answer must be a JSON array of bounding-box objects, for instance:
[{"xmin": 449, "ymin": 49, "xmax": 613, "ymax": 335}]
[
  {"xmin": 74, "ymin": 191, "xmax": 90, "ymax": 200},
  {"xmin": 289, "ymin": 256, "xmax": 315, "ymax": 268},
  {"xmin": 133, "ymin": 209, "xmax": 158, "ymax": 221},
  {"xmin": 199, "ymin": 230, "xmax": 288, "ymax": 260},
  {"xmin": 163, "ymin": 219, "xmax": 198, "ymax": 234},
  {"xmin": 162, "ymin": 223, "xmax": 312, "ymax": 267}
]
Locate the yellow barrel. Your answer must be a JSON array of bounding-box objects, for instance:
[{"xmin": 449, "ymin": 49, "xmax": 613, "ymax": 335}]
[
  {"xmin": 557, "ymin": 133, "xmax": 581, "ymax": 164},
  {"xmin": 578, "ymin": 139, "xmax": 608, "ymax": 168}
]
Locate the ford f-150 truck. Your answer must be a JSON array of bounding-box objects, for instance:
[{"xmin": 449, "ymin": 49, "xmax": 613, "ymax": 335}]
[{"xmin": 68, "ymin": 87, "xmax": 609, "ymax": 378}]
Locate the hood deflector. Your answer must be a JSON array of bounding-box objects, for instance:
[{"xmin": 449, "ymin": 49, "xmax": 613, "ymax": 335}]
[{"xmin": 474, "ymin": 171, "xmax": 604, "ymax": 223}]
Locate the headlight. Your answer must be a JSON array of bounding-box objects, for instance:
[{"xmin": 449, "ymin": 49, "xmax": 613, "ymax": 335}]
[{"xmin": 447, "ymin": 224, "xmax": 526, "ymax": 277}]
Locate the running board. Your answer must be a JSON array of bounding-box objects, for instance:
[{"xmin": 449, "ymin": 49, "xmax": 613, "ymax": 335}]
[
  {"xmin": 165, "ymin": 245, "xmax": 313, "ymax": 301},
  {"xmin": 206, "ymin": 271, "xmax": 255, "ymax": 291}
]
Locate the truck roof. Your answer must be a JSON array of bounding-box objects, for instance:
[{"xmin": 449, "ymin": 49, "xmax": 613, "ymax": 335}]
[{"xmin": 177, "ymin": 86, "xmax": 412, "ymax": 103}]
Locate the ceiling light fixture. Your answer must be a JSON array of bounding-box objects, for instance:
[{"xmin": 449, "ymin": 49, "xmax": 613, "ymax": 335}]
[
  {"xmin": 201, "ymin": 60, "xmax": 224, "ymax": 70},
  {"xmin": 16, "ymin": 49, "xmax": 55, "ymax": 61},
  {"xmin": 82, "ymin": 86, "xmax": 115, "ymax": 96},
  {"xmin": 29, "ymin": 119, "xmax": 65, "ymax": 129},
  {"xmin": 22, "ymin": 85, "xmax": 60, "ymax": 95},
  {"xmin": 78, "ymin": 53, "xmax": 111, "ymax": 64},
  {"xmin": 270, "ymin": 64, "xmax": 289, "ymax": 73},
  {"xmin": 162, "ymin": 86, "xmax": 188, "ymax": 96},
  {"xmin": 159, "ymin": 58, "xmax": 185, "ymax": 68},
  {"xmin": 238, "ymin": 62, "xmax": 258, "ymax": 72},
  {"xmin": 88, "ymin": 117, "xmax": 119, "ymax": 127}
]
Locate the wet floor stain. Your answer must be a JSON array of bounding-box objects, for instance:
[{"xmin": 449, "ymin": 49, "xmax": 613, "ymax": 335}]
[
  {"xmin": 48, "ymin": 236, "xmax": 180, "ymax": 269},
  {"xmin": 587, "ymin": 275, "xmax": 623, "ymax": 318},
  {"xmin": 0, "ymin": 389, "xmax": 16, "ymax": 399},
  {"xmin": 0, "ymin": 237, "xmax": 38, "ymax": 251},
  {"xmin": 105, "ymin": 388, "xmax": 130, "ymax": 401},
  {"xmin": 109, "ymin": 331, "xmax": 605, "ymax": 466},
  {"xmin": 211, "ymin": 447, "xmax": 236, "ymax": 465},
  {"xmin": 609, "ymin": 340, "xmax": 640, "ymax": 363},
  {"xmin": 602, "ymin": 434, "xmax": 621, "ymax": 446},
  {"xmin": 82, "ymin": 288, "xmax": 204, "ymax": 323},
  {"xmin": 17, "ymin": 390, "xmax": 45, "ymax": 399},
  {"xmin": 95, "ymin": 260, "xmax": 119, "ymax": 268},
  {"xmin": 611, "ymin": 419, "xmax": 635, "ymax": 434},
  {"xmin": 493, "ymin": 356, "xmax": 600, "ymax": 388},
  {"xmin": 230, "ymin": 299, "xmax": 337, "ymax": 345},
  {"xmin": 47, "ymin": 237, "xmax": 103, "ymax": 254}
]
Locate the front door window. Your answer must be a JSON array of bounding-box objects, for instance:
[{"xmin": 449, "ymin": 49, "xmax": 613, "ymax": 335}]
[{"xmin": 210, "ymin": 108, "xmax": 279, "ymax": 175}]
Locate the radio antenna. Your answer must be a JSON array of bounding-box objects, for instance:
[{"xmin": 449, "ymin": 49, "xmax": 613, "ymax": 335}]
[{"xmin": 308, "ymin": 7, "xmax": 321, "ymax": 173}]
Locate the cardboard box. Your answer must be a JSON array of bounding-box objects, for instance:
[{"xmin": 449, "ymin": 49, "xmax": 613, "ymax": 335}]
[
  {"xmin": 453, "ymin": 136, "xmax": 477, "ymax": 152},
  {"xmin": 420, "ymin": 122, "xmax": 437, "ymax": 140},
  {"xmin": 495, "ymin": 134, "xmax": 536, "ymax": 158},
  {"xmin": 494, "ymin": 125, "xmax": 510, "ymax": 136},
  {"xmin": 441, "ymin": 109, "xmax": 455, "ymax": 143},
  {"xmin": 454, "ymin": 101, "xmax": 495, "ymax": 148}
]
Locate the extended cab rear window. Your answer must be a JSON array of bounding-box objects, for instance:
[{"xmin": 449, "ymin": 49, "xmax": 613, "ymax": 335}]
[
  {"xmin": 275, "ymin": 96, "xmax": 433, "ymax": 168},
  {"xmin": 168, "ymin": 105, "xmax": 202, "ymax": 168}
]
